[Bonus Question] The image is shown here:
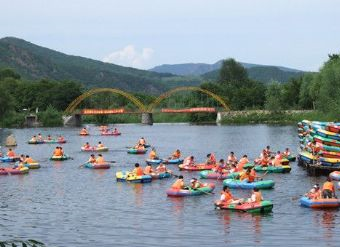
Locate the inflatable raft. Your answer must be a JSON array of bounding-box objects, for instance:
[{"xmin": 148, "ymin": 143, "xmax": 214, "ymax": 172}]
[
  {"xmin": 254, "ymin": 165, "xmax": 291, "ymax": 173},
  {"xmin": 83, "ymin": 162, "xmax": 110, "ymax": 169},
  {"xmin": 285, "ymin": 155, "xmax": 296, "ymax": 162},
  {"xmin": 116, "ymin": 171, "xmax": 152, "ymax": 183},
  {"xmin": 223, "ymin": 179, "xmax": 275, "ymax": 189},
  {"xmin": 215, "ymin": 200, "xmax": 273, "ymax": 213},
  {"xmin": 150, "ymin": 172, "xmax": 171, "ymax": 179},
  {"xmin": 300, "ymin": 196, "xmax": 340, "ymax": 208},
  {"xmin": 101, "ymin": 132, "xmax": 121, "ymax": 136},
  {"xmin": 80, "ymin": 133, "xmax": 89, "ymax": 136},
  {"xmin": 319, "ymin": 150, "xmax": 340, "ymax": 159},
  {"xmin": 44, "ymin": 139, "xmax": 67, "ymax": 144},
  {"xmin": 319, "ymin": 157, "xmax": 340, "ymax": 167},
  {"xmin": 199, "ymin": 170, "xmax": 239, "ymax": 179},
  {"xmin": 314, "ymin": 135, "xmax": 340, "ymax": 147},
  {"xmin": 178, "ymin": 163, "xmax": 214, "ymax": 171},
  {"xmin": 299, "ymin": 151, "xmax": 317, "ymax": 164},
  {"xmin": 28, "ymin": 140, "xmax": 45, "ymax": 144},
  {"xmin": 127, "ymin": 148, "xmax": 147, "ymax": 154},
  {"xmin": 0, "ymin": 156, "xmax": 20, "ymax": 163},
  {"xmin": 146, "ymin": 159, "xmax": 162, "ymax": 165},
  {"xmin": 166, "ymin": 183, "xmax": 215, "ymax": 197},
  {"xmin": 50, "ymin": 155, "xmax": 69, "ymax": 161},
  {"xmin": 0, "ymin": 167, "xmax": 29, "ymax": 175},
  {"xmin": 163, "ymin": 158, "xmax": 183, "ymax": 165},
  {"xmin": 329, "ymin": 171, "xmax": 340, "ymax": 181},
  {"xmin": 14, "ymin": 162, "xmax": 40, "ymax": 169},
  {"xmin": 326, "ymin": 125, "xmax": 340, "ymax": 134},
  {"xmin": 81, "ymin": 146, "xmax": 109, "ymax": 152},
  {"xmin": 316, "ymin": 129, "xmax": 340, "ymax": 141}
]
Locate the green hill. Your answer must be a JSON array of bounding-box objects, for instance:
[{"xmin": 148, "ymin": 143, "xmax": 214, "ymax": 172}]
[
  {"xmin": 0, "ymin": 37, "xmax": 199, "ymax": 93},
  {"xmin": 202, "ymin": 65, "xmax": 304, "ymax": 83}
]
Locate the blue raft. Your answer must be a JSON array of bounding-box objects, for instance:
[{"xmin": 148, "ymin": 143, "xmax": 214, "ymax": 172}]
[{"xmin": 223, "ymin": 179, "xmax": 275, "ymax": 189}]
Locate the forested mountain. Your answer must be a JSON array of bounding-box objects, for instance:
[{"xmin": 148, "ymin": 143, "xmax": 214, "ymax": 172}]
[
  {"xmin": 151, "ymin": 61, "xmax": 305, "ymax": 83},
  {"xmin": 0, "ymin": 37, "xmax": 199, "ymax": 94}
]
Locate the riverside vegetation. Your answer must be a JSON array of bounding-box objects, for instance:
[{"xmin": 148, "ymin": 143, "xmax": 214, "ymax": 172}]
[{"xmin": 0, "ymin": 53, "xmax": 339, "ymax": 127}]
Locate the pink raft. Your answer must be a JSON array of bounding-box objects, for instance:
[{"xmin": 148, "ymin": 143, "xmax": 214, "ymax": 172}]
[{"xmin": 0, "ymin": 167, "xmax": 29, "ymax": 175}]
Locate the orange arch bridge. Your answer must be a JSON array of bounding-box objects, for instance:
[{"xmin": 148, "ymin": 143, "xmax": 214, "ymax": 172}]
[{"xmin": 63, "ymin": 87, "xmax": 229, "ymax": 125}]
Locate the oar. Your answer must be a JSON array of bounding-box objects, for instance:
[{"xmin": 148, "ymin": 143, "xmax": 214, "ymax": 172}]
[{"xmin": 258, "ymin": 171, "xmax": 269, "ymax": 180}]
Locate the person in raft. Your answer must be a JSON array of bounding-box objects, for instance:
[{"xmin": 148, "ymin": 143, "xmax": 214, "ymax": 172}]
[
  {"xmin": 171, "ymin": 175, "xmax": 185, "ymax": 190},
  {"xmin": 322, "ymin": 177, "xmax": 336, "ymax": 199},
  {"xmin": 156, "ymin": 163, "xmax": 171, "ymax": 174},
  {"xmin": 237, "ymin": 154, "xmax": 249, "ymax": 170},
  {"xmin": 80, "ymin": 127, "xmax": 88, "ymax": 135},
  {"xmin": 53, "ymin": 147, "xmax": 62, "ymax": 156},
  {"xmin": 30, "ymin": 135, "xmax": 37, "ymax": 142},
  {"xmin": 183, "ymin": 156, "xmax": 195, "ymax": 167},
  {"xmin": 213, "ymin": 159, "xmax": 226, "ymax": 173},
  {"xmin": 149, "ymin": 148, "xmax": 159, "ymax": 160},
  {"xmin": 171, "ymin": 149, "xmax": 181, "ymax": 159},
  {"xmin": 132, "ymin": 163, "xmax": 144, "ymax": 176},
  {"xmin": 264, "ymin": 146, "xmax": 272, "ymax": 157},
  {"xmin": 24, "ymin": 155, "xmax": 35, "ymax": 164},
  {"xmin": 58, "ymin": 135, "xmax": 65, "ymax": 142},
  {"xmin": 97, "ymin": 141, "xmax": 104, "ymax": 148},
  {"xmin": 205, "ymin": 153, "xmax": 216, "ymax": 165},
  {"xmin": 305, "ymin": 184, "xmax": 321, "ymax": 199},
  {"xmin": 239, "ymin": 167, "xmax": 257, "ymax": 183},
  {"xmin": 37, "ymin": 133, "xmax": 43, "ymax": 141},
  {"xmin": 190, "ymin": 178, "xmax": 203, "ymax": 189},
  {"xmin": 134, "ymin": 143, "xmax": 145, "ymax": 151},
  {"xmin": 19, "ymin": 154, "xmax": 25, "ymax": 162},
  {"xmin": 247, "ymin": 188, "xmax": 263, "ymax": 203},
  {"xmin": 47, "ymin": 135, "xmax": 52, "ymax": 140},
  {"xmin": 138, "ymin": 137, "xmax": 146, "ymax": 146},
  {"xmin": 84, "ymin": 142, "xmax": 91, "ymax": 149},
  {"xmin": 88, "ymin": 154, "xmax": 96, "ymax": 163},
  {"xmin": 59, "ymin": 147, "xmax": 64, "ymax": 156},
  {"xmin": 113, "ymin": 128, "xmax": 119, "ymax": 134},
  {"xmin": 96, "ymin": 154, "xmax": 105, "ymax": 164},
  {"xmin": 216, "ymin": 186, "xmax": 242, "ymax": 205},
  {"xmin": 227, "ymin": 152, "xmax": 238, "ymax": 165},
  {"xmin": 144, "ymin": 163, "xmax": 154, "ymax": 175},
  {"xmin": 283, "ymin": 148, "xmax": 291, "ymax": 158},
  {"xmin": 7, "ymin": 148, "xmax": 16, "ymax": 157}
]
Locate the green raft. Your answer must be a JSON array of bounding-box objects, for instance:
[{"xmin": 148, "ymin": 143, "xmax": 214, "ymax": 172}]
[
  {"xmin": 254, "ymin": 165, "xmax": 291, "ymax": 173},
  {"xmin": 50, "ymin": 155, "xmax": 69, "ymax": 161},
  {"xmin": 215, "ymin": 200, "xmax": 273, "ymax": 213}
]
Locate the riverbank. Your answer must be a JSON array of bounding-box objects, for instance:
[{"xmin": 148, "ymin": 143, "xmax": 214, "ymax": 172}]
[{"xmin": 218, "ymin": 110, "xmax": 335, "ymax": 125}]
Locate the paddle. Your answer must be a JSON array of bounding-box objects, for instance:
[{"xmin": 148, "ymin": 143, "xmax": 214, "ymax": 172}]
[{"xmin": 258, "ymin": 171, "xmax": 269, "ymax": 180}]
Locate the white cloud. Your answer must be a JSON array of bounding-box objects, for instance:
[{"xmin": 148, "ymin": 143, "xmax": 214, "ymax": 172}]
[{"xmin": 103, "ymin": 45, "xmax": 154, "ymax": 69}]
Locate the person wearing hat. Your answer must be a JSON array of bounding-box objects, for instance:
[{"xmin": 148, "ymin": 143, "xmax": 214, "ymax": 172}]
[
  {"xmin": 190, "ymin": 178, "xmax": 203, "ymax": 189},
  {"xmin": 305, "ymin": 184, "xmax": 321, "ymax": 199},
  {"xmin": 171, "ymin": 175, "xmax": 185, "ymax": 190}
]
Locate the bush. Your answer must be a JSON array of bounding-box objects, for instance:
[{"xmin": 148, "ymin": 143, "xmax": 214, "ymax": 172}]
[{"xmin": 38, "ymin": 105, "xmax": 63, "ymax": 127}]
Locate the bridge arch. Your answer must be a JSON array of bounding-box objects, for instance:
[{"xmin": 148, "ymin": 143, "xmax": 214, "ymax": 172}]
[
  {"xmin": 147, "ymin": 86, "xmax": 229, "ymax": 112},
  {"xmin": 64, "ymin": 88, "xmax": 146, "ymax": 114}
]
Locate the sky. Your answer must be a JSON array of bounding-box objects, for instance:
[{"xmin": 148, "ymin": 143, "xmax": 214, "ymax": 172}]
[{"xmin": 1, "ymin": 0, "xmax": 340, "ymax": 71}]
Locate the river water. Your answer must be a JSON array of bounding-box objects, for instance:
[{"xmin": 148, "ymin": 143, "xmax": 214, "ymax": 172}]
[{"xmin": 0, "ymin": 124, "xmax": 339, "ymax": 247}]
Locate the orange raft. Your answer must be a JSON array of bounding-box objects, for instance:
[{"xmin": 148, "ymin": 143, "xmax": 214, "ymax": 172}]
[{"xmin": 178, "ymin": 163, "xmax": 215, "ymax": 171}]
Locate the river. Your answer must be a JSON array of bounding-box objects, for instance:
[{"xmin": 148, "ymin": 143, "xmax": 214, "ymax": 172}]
[{"xmin": 0, "ymin": 124, "xmax": 339, "ymax": 247}]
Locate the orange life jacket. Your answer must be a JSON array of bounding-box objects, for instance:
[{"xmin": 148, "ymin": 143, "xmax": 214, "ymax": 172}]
[
  {"xmin": 134, "ymin": 167, "xmax": 144, "ymax": 176},
  {"xmin": 222, "ymin": 191, "xmax": 233, "ymax": 203},
  {"xmin": 149, "ymin": 151, "xmax": 157, "ymax": 159},
  {"xmin": 96, "ymin": 157, "xmax": 105, "ymax": 164},
  {"xmin": 172, "ymin": 151, "xmax": 181, "ymax": 158},
  {"xmin": 88, "ymin": 157, "xmax": 96, "ymax": 163},
  {"xmin": 323, "ymin": 181, "xmax": 335, "ymax": 192},
  {"xmin": 24, "ymin": 157, "xmax": 34, "ymax": 163},
  {"xmin": 97, "ymin": 144, "xmax": 104, "ymax": 148},
  {"xmin": 172, "ymin": 179, "xmax": 184, "ymax": 189},
  {"xmin": 54, "ymin": 149, "xmax": 62, "ymax": 156},
  {"xmin": 7, "ymin": 151, "xmax": 15, "ymax": 157},
  {"xmin": 144, "ymin": 166, "xmax": 153, "ymax": 174},
  {"xmin": 240, "ymin": 172, "xmax": 250, "ymax": 181},
  {"xmin": 253, "ymin": 191, "xmax": 262, "ymax": 202}
]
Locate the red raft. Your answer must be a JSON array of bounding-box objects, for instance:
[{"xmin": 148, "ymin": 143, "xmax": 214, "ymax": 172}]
[
  {"xmin": 178, "ymin": 163, "xmax": 215, "ymax": 171},
  {"xmin": 0, "ymin": 167, "xmax": 29, "ymax": 175},
  {"xmin": 326, "ymin": 125, "xmax": 340, "ymax": 134},
  {"xmin": 101, "ymin": 132, "xmax": 121, "ymax": 136}
]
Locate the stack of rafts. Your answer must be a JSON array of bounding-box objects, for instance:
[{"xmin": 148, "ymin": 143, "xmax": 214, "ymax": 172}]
[{"xmin": 298, "ymin": 120, "xmax": 340, "ymax": 175}]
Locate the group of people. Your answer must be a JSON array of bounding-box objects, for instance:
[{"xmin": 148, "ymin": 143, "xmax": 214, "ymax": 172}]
[
  {"xmin": 305, "ymin": 177, "xmax": 337, "ymax": 199},
  {"xmin": 131, "ymin": 162, "xmax": 171, "ymax": 176},
  {"xmin": 88, "ymin": 154, "xmax": 106, "ymax": 164},
  {"xmin": 148, "ymin": 148, "xmax": 181, "ymax": 161},
  {"xmin": 216, "ymin": 186, "xmax": 264, "ymax": 206},
  {"xmin": 101, "ymin": 127, "xmax": 120, "ymax": 135},
  {"xmin": 83, "ymin": 141, "xmax": 105, "ymax": 149},
  {"xmin": 30, "ymin": 134, "xmax": 65, "ymax": 142},
  {"xmin": 171, "ymin": 175, "xmax": 204, "ymax": 190},
  {"xmin": 255, "ymin": 146, "xmax": 291, "ymax": 167}
]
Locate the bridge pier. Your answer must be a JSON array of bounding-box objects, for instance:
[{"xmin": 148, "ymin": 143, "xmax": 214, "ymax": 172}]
[
  {"xmin": 141, "ymin": 113, "xmax": 153, "ymax": 125},
  {"xmin": 63, "ymin": 114, "xmax": 82, "ymax": 127}
]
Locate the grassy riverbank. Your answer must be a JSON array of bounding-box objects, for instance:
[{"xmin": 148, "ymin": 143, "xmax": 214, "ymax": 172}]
[{"xmin": 219, "ymin": 110, "xmax": 335, "ymax": 125}]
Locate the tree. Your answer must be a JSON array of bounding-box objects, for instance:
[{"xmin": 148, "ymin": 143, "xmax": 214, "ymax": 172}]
[
  {"xmin": 265, "ymin": 82, "xmax": 284, "ymax": 112},
  {"xmin": 218, "ymin": 58, "xmax": 248, "ymax": 86},
  {"xmin": 0, "ymin": 68, "xmax": 20, "ymax": 80}
]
